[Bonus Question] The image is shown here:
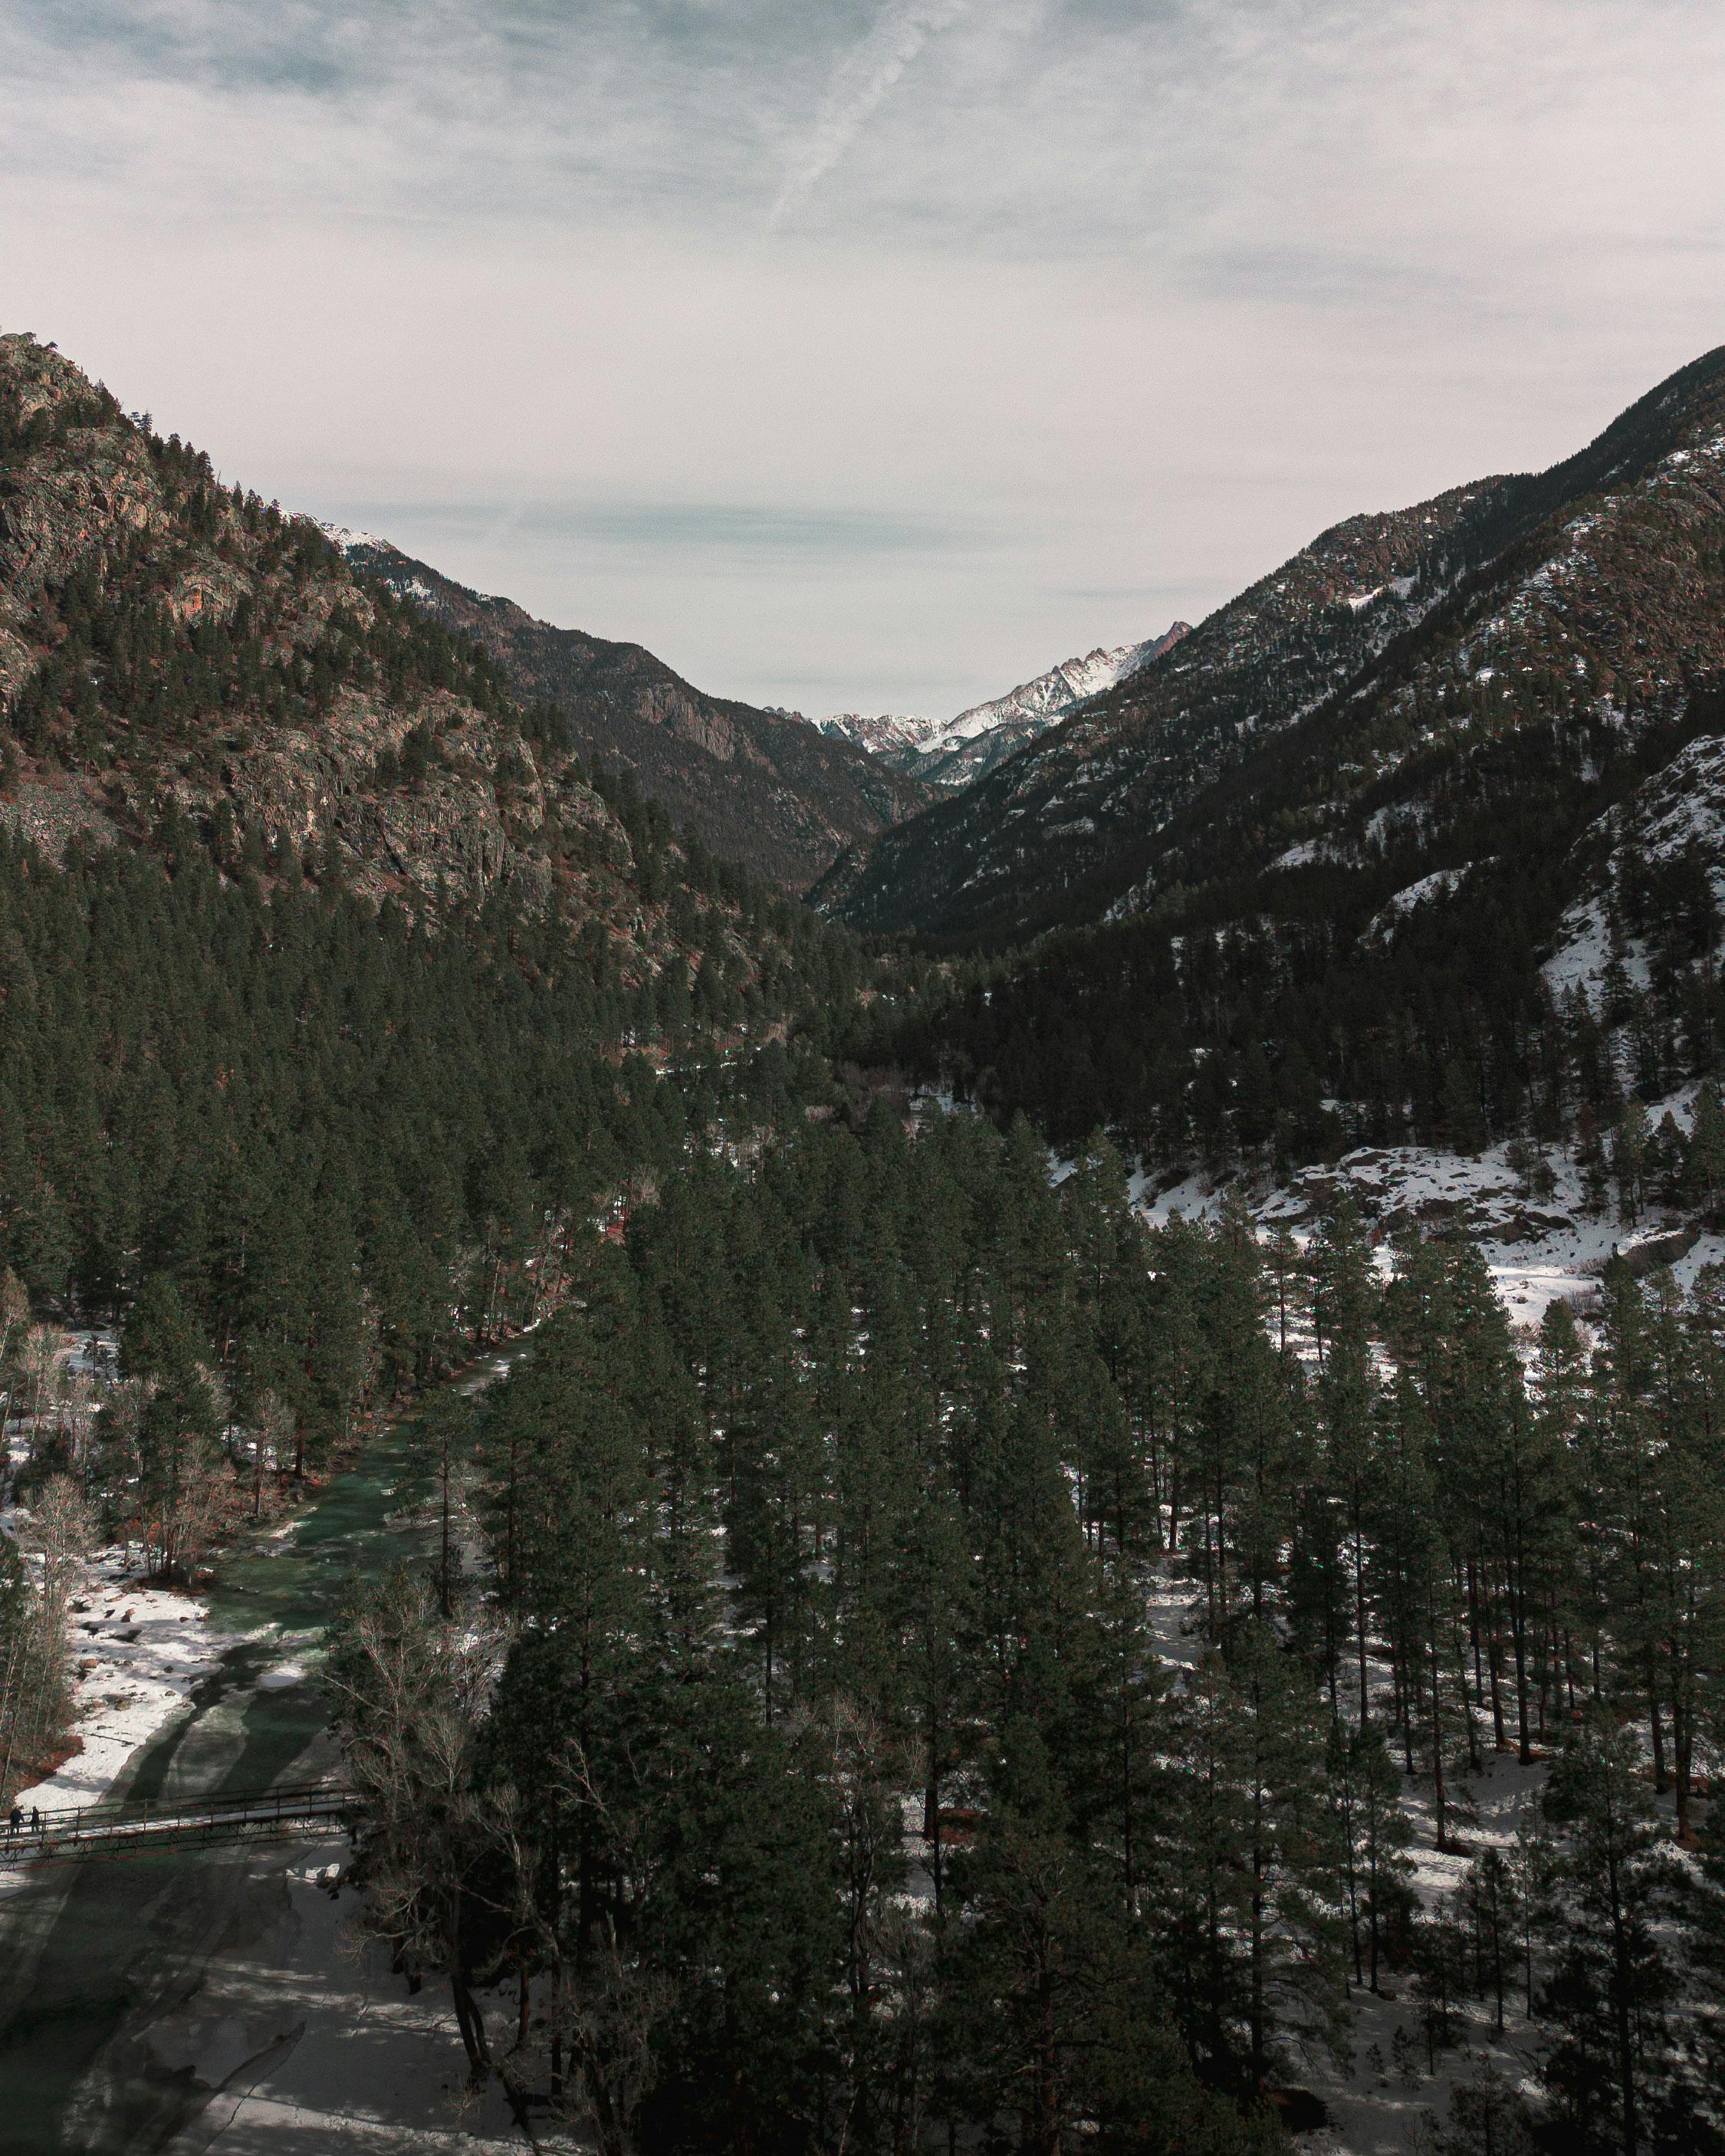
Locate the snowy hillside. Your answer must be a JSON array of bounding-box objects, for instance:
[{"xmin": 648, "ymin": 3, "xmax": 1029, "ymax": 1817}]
[
  {"xmin": 1543, "ymin": 729, "xmax": 1725, "ymax": 1009},
  {"xmin": 1142, "ymin": 1110, "xmax": 1723, "ymax": 1334}
]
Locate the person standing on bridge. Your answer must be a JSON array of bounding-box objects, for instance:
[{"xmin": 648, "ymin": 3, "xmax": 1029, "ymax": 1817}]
[
  {"xmin": 6, "ymin": 1805, "xmax": 20, "ymax": 1836},
  {"xmin": 29, "ymin": 1806, "xmax": 41, "ymax": 1833}
]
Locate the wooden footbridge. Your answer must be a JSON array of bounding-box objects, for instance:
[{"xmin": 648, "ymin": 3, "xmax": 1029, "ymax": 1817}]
[{"xmin": 0, "ymin": 1783, "xmax": 359, "ymax": 1868}]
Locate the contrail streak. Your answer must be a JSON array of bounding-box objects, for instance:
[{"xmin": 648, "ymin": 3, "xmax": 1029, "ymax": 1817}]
[{"xmin": 769, "ymin": 0, "xmax": 968, "ymax": 227}]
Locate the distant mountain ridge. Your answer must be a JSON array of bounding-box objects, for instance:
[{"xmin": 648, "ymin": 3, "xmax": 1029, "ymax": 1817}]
[
  {"xmin": 818, "ymin": 347, "xmax": 1725, "ymax": 945},
  {"xmin": 810, "ymin": 710, "xmax": 944, "ymax": 763},
  {"xmin": 815, "ymin": 625, "xmax": 1191, "ymax": 790},
  {"xmin": 937, "ymin": 628, "xmax": 1192, "ymax": 745},
  {"xmin": 330, "ymin": 533, "xmax": 932, "ymax": 892}
]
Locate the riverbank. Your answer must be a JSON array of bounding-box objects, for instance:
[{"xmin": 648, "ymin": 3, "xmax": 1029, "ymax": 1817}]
[
  {"xmin": 0, "ymin": 1339, "xmax": 537, "ymax": 2155},
  {"xmin": 6, "ymin": 1547, "xmax": 236, "ymax": 1825},
  {"xmin": 3, "ymin": 1326, "xmax": 537, "ymax": 1829}
]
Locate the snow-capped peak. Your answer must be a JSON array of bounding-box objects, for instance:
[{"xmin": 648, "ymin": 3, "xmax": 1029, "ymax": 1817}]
[
  {"xmin": 318, "ymin": 522, "xmax": 391, "ymax": 555},
  {"xmin": 815, "ymin": 712, "xmax": 943, "ymax": 758},
  {"xmin": 937, "ymin": 629, "xmax": 1190, "ymax": 748},
  {"xmin": 810, "ymin": 625, "xmax": 1192, "ymax": 789}
]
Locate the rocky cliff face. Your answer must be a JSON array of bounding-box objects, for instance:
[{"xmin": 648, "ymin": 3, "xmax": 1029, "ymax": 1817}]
[
  {"xmin": 333, "ymin": 534, "xmax": 931, "ymax": 895},
  {"xmin": 0, "ymin": 333, "xmax": 800, "ymax": 989},
  {"xmin": 820, "ymin": 348, "xmax": 1725, "ymax": 944}
]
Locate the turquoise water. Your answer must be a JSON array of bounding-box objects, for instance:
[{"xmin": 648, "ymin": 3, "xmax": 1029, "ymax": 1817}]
[{"xmin": 0, "ymin": 1359, "xmax": 511, "ymax": 2154}]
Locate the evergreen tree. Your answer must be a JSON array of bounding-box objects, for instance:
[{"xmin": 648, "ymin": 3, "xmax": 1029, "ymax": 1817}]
[{"xmin": 1534, "ymin": 1724, "xmax": 1717, "ymax": 2156}]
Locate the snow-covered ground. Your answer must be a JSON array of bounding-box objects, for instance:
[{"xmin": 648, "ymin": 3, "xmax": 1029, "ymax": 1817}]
[
  {"xmin": 1060, "ymin": 1543, "xmax": 1557, "ymax": 2152},
  {"xmin": 2, "ymin": 1322, "xmax": 246, "ymax": 1829},
  {"xmin": 1129, "ymin": 1128, "xmax": 1725, "ymax": 2148},
  {"xmin": 6, "ymin": 1546, "xmax": 238, "ymax": 1823},
  {"xmin": 1309, "ymin": 1753, "xmax": 1547, "ymax": 2155},
  {"xmin": 154, "ymin": 1852, "xmax": 554, "ymax": 2155},
  {"xmin": 1141, "ymin": 1122, "xmax": 1725, "ymax": 1334}
]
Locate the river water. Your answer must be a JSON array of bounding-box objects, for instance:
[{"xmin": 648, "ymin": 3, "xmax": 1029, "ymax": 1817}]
[{"xmin": 0, "ymin": 1349, "xmax": 525, "ymax": 2154}]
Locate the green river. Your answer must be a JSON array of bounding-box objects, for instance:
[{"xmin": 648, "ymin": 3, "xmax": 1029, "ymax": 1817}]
[{"xmin": 0, "ymin": 1349, "xmax": 525, "ymax": 2154}]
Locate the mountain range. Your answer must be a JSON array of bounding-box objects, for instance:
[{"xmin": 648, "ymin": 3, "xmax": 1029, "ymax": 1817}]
[
  {"xmin": 813, "ymin": 625, "xmax": 1190, "ymax": 790},
  {"xmin": 0, "ymin": 330, "xmax": 855, "ymax": 1017},
  {"xmin": 328, "ymin": 533, "xmax": 929, "ymax": 892},
  {"xmin": 8, "ymin": 319, "xmax": 1725, "ymax": 1195},
  {"xmin": 818, "ymin": 348, "xmax": 1725, "ymax": 950}
]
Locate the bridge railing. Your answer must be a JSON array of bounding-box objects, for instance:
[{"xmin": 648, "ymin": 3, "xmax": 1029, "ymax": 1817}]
[{"xmin": 0, "ymin": 1782, "xmax": 359, "ymax": 1866}]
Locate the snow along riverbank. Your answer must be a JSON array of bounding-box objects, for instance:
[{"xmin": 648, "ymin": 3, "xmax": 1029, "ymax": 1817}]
[
  {"xmin": 1, "ymin": 1322, "xmax": 244, "ymax": 1830},
  {"xmin": 159, "ymin": 1853, "xmax": 536, "ymax": 2156},
  {"xmin": 6, "ymin": 1544, "xmax": 240, "ymax": 1822},
  {"xmin": 2, "ymin": 1336, "xmax": 531, "ymax": 1832}
]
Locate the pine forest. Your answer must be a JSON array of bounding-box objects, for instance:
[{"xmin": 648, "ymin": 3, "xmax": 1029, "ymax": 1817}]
[{"xmin": 2, "ymin": 324, "xmax": 1725, "ymax": 2156}]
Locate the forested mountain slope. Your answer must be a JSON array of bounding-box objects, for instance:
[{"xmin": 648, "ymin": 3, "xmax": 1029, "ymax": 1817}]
[
  {"xmin": 823, "ymin": 347, "xmax": 1725, "ymax": 945},
  {"xmin": 844, "ymin": 350, "xmax": 1725, "ymax": 1187},
  {"xmin": 337, "ymin": 532, "xmax": 931, "ymax": 891},
  {"xmin": 0, "ymin": 326, "xmax": 876, "ymax": 1415},
  {"xmin": 0, "ymin": 334, "xmax": 650, "ymax": 950},
  {"xmin": 0, "ymin": 328, "xmax": 878, "ymax": 991}
]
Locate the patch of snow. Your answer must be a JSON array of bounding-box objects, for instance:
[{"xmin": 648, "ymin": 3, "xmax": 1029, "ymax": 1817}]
[
  {"xmin": 1364, "ymin": 863, "xmax": 1483, "ymax": 939},
  {"xmin": 6, "ymin": 1548, "xmax": 245, "ymax": 1822},
  {"xmin": 1270, "ymin": 837, "xmax": 1334, "ymax": 870},
  {"xmin": 1541, "ymin": 895, "xmax": 1623, "ymax": 1006},
  {"xmin": 318, "ymin": 523, "xmax": 391, "ymax": 555}
]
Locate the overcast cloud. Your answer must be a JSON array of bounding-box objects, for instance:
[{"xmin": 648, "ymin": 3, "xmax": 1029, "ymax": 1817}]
[{"xmin": 2, "ymin": 1, "xmax": 1720, "ymax": 717}]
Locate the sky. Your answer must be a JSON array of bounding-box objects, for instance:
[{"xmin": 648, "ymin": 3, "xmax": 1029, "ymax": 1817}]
[{"xmin": 2, "ymin": 2, "xmax": 1722, "ymax": 721}]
